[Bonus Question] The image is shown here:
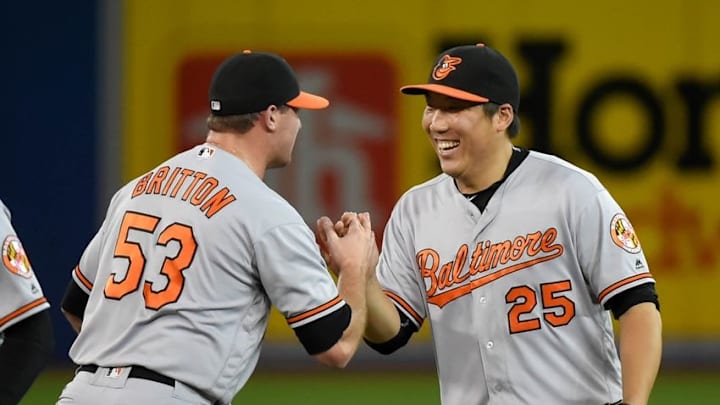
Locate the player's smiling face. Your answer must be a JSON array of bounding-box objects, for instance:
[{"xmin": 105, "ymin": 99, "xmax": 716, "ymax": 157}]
[{"xmin": 422, "ymin": 93, "xmax": 503, "ymax": 185}]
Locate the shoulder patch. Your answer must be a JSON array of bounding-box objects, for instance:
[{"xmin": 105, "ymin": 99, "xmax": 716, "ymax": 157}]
[
  {"xmin": 610, "ymin": 213, "xmax": 641, "ymax": 254},
  {"xmin": 3, "ymin": 235, "xmax": 34, "ymax": 278}
]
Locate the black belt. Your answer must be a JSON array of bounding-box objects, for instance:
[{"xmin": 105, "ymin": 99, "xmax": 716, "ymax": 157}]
[{"xmin": 78, "ymin": 364, "xmax": 175, "ymax": 387}]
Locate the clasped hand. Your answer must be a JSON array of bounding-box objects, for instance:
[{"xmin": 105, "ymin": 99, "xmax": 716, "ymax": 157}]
[{"xmin": 316, "ymin": 212, "xmax": 379, "ymax": 280}]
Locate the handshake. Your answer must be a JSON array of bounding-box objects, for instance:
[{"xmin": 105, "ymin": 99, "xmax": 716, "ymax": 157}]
[{"xmin": 315, "ymin": 212, "xmax": 379, "ymax": 280}]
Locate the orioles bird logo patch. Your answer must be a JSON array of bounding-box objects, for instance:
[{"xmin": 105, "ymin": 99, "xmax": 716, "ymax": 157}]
[
  {"xmin": 610, "ymin": 213, "xmax": 641, "ymax": 254},
  {"xmin": 432, "ymin": 54, "xmax": 463, "ymax": 80},
  {"xmin": 3, "ymin": 235, "xmax": 33, "ymax": 278}
]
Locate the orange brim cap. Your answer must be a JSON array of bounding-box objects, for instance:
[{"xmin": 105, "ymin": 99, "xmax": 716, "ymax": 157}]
[
  {"xmin": 400, "ymin": 84, "xmax": 489, "ymax": 103},
  {"xmin": 287, "ymin": 91, "xmax": 330, "ymax": 109}
]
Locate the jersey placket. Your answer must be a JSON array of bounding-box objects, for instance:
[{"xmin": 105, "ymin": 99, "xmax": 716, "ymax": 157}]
[{"xmin": 471, "ymin": 253, "xmax": 513, "ymax": 403}]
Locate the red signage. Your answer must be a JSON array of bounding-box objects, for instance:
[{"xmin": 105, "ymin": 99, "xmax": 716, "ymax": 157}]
[{"xmin": 176, "ymin": 52, "xmax": 398, "ymax": 237}]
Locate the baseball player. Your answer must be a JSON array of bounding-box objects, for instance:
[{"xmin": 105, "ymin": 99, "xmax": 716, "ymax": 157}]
[
  {"xmin": 0, "ymin": 198, "xmax": 54, "ymax": 404},
  {"xmin": 57, "ymin": 51, "xmax": 375, "ymax": 405},
  {"xmin": 320, "ymin": 44, "xmax": 662, "ymax": 405}
]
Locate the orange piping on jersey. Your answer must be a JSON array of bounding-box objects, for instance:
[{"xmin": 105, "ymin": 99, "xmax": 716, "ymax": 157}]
[
  {"xmin": 287, "ymin": 296, "xmax": 343, "ymax": 324},
  {"xmin": 597, "ymin": 272, "xmax": 654, "ymax": 302},
  {"xmin": 384, "ymin": 290, "xmax": 423, "ymax": 326},
  {"xmin": 420, "ymin": 228, "xmax": 564, "ymax": 308},
  {"xmin": 0, "ymin": 297, "xmax": 48, "ymax": 328},
  {"xmin": 74, "ymin": 265, "xmax": 93, "ymax": 290}
]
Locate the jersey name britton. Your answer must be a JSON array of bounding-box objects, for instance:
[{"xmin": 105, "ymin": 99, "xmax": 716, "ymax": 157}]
[
  {"xmin": 131, "ymin": 166, "xmax": 237, "ymax": 219},
  {"xmin": 417, "ymin": 227, "xmax": 565, "ymax": 308}
]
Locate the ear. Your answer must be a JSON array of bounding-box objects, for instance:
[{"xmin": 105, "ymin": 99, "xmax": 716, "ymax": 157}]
[
  {"xmin": 495, "ymin": 104, "xmax": 514, "ymax": 133},
  {"xmin": 261, "ymin": 105, "xmax": 281, "ymax": 131}
]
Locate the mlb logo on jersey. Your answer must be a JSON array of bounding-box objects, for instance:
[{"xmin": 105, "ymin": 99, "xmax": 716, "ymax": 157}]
[
  {"xmin": 197, "ymin": 145, "xmax": 215, "ymax": 158},
  {"xmin": 106, "ymin": 367, "xmax": 124, "ymax": 379}
]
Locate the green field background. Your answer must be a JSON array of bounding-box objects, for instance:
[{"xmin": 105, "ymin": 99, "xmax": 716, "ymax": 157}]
[{"xmin": 22, "ymin": 368, "xmax": 720, "ymax": 404}]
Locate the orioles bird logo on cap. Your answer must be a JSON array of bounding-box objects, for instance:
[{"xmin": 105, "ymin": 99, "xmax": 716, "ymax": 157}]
[{"xmin": 432, "ymin": 54, "xmax": 463, "ymax": 80}]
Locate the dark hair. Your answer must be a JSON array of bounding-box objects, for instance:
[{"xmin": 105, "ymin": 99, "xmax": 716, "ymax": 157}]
[
  {"xmin": 205, "ymin": 105, "xmax": 293, "ymax": 134},
  {"xmin": 206, "ymin": 113, "xmax": 260, "ymax": 133},
  {"xmin": 482, "ymin": 103, "xmax": 521, "ymax": 138}
]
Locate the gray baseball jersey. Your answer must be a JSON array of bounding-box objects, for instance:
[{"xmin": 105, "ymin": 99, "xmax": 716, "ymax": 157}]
[
  {"xmin": 377, "ymin": 151, "xmax": 653, "ymax": 405},
  {"xmin": 0, "ymin": 199, "xmax": 49, "ymax": 335},
  {"xmin": 68, "ymin": 144, "xmax": 345, "ymax": 404}
]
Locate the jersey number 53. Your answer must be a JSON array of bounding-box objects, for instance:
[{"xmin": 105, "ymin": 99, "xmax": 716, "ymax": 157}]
[{"xmin": 104, "ymin": 211, "xmax": 198, "ymax": 310}]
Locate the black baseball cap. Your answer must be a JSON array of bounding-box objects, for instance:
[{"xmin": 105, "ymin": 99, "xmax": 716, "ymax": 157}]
[
  {"xmin": 209, "ymin": 50, "xmax": 329, "ymax": 116},
  {"xmin": 401, "ymin": 43, "xmax": 520, "ymax": 111}
]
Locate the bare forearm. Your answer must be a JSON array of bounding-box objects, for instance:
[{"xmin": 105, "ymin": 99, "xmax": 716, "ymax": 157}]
[
  {"xmin": 619, "ymin": 302, "xmax": 662, "ymax": 405},
  {"xmin": 364, "ymin": 276, "xmax": 401, "ymax": 342},
  {"xmin": 334, "ymin": 266, "xmax": 368, "ymax": 360},
  {"xmin": 313, "ymin": 212, "xmax": 374, "ymax": 367},
  {"xmin": 313, "ymin": 265, "xmax": 368, "ymax": 368}
]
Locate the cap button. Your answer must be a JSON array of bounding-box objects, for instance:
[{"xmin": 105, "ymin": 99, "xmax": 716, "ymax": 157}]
[
  {"xmin": 476, "ymin": 43, "xmax": 486, "ymax": 47},
  {"xmin": 242, "ymin": 49, "xmax": 252, "ymax": 54}
]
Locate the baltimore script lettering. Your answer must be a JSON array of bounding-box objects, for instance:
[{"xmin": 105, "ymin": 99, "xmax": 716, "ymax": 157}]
[{"xmin": 417, "ymin": 228, "xmax": 564, "ymax": 308}]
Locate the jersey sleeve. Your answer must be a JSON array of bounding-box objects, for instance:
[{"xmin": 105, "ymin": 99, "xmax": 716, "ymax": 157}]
[
  {"xmin": 253, "ymin": 223, "xmax": 345, "ymax": 329},
  {"xmin": 70, "ymin": 190, "xmax": 123, "ymax": 293},
  {"xmin": 0, "ymin": 201, "xmax": 50, "ymax": 332},
  {"xmin": 376, "ymin": 198, "xmax": 427, "ymax": 329},
  {"xmin": 575, "ymin": 189, "xmax": 655, "ymax": 306},
  {"xmin": 71, "ymin": 228, "xmax": 106, "ymax": 294}
]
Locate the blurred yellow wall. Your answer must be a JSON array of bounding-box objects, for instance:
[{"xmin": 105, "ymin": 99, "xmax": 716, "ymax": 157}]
[{"xmin": 123, "ymin": 0, "xmax": 720, "ymax": 340}]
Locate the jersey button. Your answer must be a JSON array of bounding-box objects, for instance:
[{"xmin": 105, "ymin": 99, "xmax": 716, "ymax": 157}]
[
  {"xmin": 486, "ymin": 341, "xmax": 494, "ymax": 349},
  {"xmin": 479, "ymin": 296, "xmax": 487, "ymax": 304}
]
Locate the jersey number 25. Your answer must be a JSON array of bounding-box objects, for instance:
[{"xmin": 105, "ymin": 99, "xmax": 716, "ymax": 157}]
[{"xmin": 505, "ymin": 280, "xmax": 576, "ymax": 334}]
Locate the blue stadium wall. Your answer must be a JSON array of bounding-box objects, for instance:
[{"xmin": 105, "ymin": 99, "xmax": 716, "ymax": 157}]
[{"xmin": 1, "ymin": 1, "xmax": 98, "ymax": 363}]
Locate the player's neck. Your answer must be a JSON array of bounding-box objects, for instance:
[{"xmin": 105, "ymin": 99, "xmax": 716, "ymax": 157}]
[
  {"xmin": 205, "ymin": 131, "xmax": 269, "ymax": 179},
  {"xmin": 455, "ymin": 142, "xmax": 514, "ymax": 194}
]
